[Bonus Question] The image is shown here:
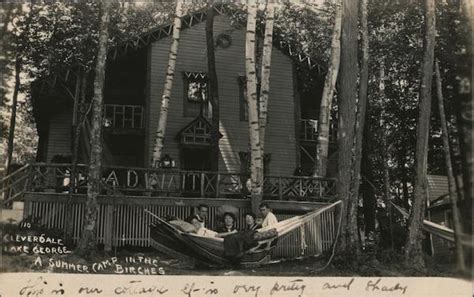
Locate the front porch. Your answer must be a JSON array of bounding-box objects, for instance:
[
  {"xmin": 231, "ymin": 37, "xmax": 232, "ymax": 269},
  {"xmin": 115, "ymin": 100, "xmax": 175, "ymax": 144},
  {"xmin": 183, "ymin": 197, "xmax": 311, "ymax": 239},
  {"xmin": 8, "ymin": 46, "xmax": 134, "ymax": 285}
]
[
  {"xmin": 2, "ymin": 163, "xmax": 339, "ymax": 260},
  {"xmin": 12, "ymin": 163, "xmax": 336, "ymax": 201}
]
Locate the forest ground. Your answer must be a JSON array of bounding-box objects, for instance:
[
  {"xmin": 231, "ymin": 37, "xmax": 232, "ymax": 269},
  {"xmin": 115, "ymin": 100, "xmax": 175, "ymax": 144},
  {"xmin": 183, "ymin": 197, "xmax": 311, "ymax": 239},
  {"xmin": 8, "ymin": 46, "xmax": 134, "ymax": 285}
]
[{"xmin": 0, "ymin": 247, "xmax": 460, "ymax": 278}]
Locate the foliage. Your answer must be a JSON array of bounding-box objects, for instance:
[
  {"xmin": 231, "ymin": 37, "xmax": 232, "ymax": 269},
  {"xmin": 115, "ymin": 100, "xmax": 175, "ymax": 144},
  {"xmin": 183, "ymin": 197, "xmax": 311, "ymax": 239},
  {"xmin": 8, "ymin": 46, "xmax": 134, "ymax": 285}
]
[
  {"xmin": 2, "ymin": 1, "xmax": 176, "ymax": 163},
  {"xmin": 364, "ymin": 0, "xmax": 466, "ymax": 208}
]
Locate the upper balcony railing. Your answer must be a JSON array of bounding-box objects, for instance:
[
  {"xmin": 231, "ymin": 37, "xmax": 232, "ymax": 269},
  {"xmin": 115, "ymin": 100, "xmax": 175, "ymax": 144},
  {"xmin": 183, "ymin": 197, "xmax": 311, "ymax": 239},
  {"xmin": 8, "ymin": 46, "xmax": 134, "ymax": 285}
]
[
  {"xmin": 14, "ymin": 163, "xmax": 337, "ymax": 202},
  {"xmin": 300, "ymin": 119, "xmax": 337, "ymax": 143},
  {"xmin": 103, "ymin": 104, "xmax": 144, "ymax": 130}
]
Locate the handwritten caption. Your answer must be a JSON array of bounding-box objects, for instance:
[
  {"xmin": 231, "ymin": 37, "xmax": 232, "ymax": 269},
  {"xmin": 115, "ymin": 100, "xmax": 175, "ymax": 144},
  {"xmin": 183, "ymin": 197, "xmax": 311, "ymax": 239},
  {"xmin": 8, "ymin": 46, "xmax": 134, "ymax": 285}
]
[{"xmin": 12, "ymin": 276, "xmax": 409, "ymax": 297}]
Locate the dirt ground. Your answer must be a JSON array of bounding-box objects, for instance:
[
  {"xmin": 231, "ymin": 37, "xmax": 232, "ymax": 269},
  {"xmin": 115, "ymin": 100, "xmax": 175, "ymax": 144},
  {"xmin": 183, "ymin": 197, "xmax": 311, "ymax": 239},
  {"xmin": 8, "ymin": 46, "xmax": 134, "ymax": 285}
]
[{"xmin": 0, "ymin": 248, "xmax": 459, "ymax": 278}]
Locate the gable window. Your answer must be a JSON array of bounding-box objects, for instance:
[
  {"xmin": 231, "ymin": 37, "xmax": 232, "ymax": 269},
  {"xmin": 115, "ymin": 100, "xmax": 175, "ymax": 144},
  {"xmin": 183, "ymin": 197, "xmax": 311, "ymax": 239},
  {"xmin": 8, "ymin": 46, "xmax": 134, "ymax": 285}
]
[
  {"xmin": 238, "ymin": 76, "xmax": 262, "ymax": 122},
  {"xmin": 183, "ymin": 72, "xmax": 211, "ymax": 118}
]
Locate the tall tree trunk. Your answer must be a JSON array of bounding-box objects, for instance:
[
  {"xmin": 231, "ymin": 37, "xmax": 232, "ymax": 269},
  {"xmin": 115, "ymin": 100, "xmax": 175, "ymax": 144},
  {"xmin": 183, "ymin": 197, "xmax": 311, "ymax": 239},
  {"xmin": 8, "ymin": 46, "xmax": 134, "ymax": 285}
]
[
  {"xmin": 65, "ymin": 70, "xmax": 83, "ymax": 243},
  {"xmin": 458, "ymin": 0, "xmax": 473, "ymax": 272},
  {"xmin": 245, "ymin": 3, "xmax": 263, "ymax": 214},
  {"xmin": 404, "ymin": 0, "xmax": 436, "ymax": 270},
  {"xmin": 435, "ymin": 59, "xmax": 466, "ymax": 271},
  {"xmin": 361, "ymin": 139, "xmax": 376, "ymax": 235},
  {"xmin": 0, "ymin": 3, "xmax": 14, "ymax": 109},
  {"xmin": 5, "ymin": 57, "xmax": 20, "ymax": 173},
  {"xmin": 206, "ymin": 3, "xmax": 220, "ymax": 174},
  {"xmin": 349, "ymin": 0, "xmax": 369, "ymax": 254},
  {"xmin": 314, "ymin": 0, "xmax": 342, "ymax": 177},
  {"xmin": 76, "ymin": 0, "xmax": 110, "ymax": 257},
  {"xmin": 258, "ymin": 2, "xmax": 274, "ymax": 156},
  {"xmin": 399, "ymin": 142, "xmax": 411, "ymax": 210},
  {"xmin": 336, "ymin": 0, "xmax": 359, "ymax": 255},
  {"xmin": 152, "ymin": 0, "xmax": 182, "ymax": 167},
  {"xmin": 379, "ymin": 64, "xmax": 395, "ymax": 252}
]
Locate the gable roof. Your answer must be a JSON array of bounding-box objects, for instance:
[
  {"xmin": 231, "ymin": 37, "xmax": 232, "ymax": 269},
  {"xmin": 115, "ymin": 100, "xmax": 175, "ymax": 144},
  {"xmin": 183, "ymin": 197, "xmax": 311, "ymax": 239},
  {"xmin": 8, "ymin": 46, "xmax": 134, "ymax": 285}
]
[
  {"xmin": 109, "ymin": 3, "xmax": 327, "ymax": 74},
  {"xmin": 176, "ymin": 115, "xmax": 222, "ymax": 146}
]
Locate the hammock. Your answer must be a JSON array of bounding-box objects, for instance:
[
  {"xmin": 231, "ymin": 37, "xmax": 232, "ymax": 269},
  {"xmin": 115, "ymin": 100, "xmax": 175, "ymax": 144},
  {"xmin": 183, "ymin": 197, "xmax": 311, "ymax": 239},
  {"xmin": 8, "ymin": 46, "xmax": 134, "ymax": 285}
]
[
  {"xmin": 390, "ymin": 202, "xmax": 455, "ymax": 242},
  {"xmin": 147, "ymin": 200, "xmax": 341, "ymax": 266}
]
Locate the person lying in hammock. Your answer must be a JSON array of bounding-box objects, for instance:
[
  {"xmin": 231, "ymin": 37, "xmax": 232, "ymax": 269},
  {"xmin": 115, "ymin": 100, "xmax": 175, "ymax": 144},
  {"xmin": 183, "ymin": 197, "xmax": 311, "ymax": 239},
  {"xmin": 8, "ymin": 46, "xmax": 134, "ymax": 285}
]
[{"xmin": 190, "ymin": 216, "xmax": 217, "ymax": 237}]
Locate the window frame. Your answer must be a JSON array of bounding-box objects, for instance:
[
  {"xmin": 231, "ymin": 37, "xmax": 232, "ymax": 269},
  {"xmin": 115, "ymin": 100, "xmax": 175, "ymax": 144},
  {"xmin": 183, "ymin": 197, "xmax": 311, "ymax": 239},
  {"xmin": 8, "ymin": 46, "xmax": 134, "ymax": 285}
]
[{"xmin": 183, "ymin": 71, "xmax": 210, "ymax": 117}]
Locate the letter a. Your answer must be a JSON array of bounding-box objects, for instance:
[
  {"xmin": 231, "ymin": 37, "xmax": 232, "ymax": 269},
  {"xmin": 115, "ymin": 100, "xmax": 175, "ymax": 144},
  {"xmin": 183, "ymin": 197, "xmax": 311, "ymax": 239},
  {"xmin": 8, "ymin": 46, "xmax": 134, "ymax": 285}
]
[{"xmin": 34, "ymin": 256, "xmax": 42, "ymax": 267}]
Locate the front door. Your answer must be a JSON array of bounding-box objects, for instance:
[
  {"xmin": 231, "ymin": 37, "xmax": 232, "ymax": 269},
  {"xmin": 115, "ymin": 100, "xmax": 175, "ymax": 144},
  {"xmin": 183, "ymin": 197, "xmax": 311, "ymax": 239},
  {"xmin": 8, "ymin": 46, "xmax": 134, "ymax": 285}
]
[
  {"xmin": 181, "ymin": 147, "xmax": 211, "ymax": 171},
  {"xmin": 181, "ymin": 147, "xmax": 211, "ymax": 197}
]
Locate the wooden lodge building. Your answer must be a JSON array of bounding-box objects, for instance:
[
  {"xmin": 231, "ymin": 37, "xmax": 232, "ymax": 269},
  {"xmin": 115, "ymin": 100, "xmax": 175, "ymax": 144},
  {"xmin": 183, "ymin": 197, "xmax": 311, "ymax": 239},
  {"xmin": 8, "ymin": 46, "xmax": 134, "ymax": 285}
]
[{"xmin": 3, "ymin": 6, "xmax": 340, "ymax": 259}]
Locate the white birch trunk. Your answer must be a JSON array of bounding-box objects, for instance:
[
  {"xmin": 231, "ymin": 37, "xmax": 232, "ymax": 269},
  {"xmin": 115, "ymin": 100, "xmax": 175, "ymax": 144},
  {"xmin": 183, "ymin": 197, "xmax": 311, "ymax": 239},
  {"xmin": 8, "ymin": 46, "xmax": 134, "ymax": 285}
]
[
  {"xmin": 314, "ymin": 0, "xmax": 342, "ymax": 177},
  {"xmin": 152, "ymin": 0, "xmax": 183, "ymax": 167},
  {"xmin": 76, "ymin": 0, "xmax": 110, "ymax": 256},
  {"xmin": 258, "ymin": 2, "xmax": 274, "ymax": 155},
  {"xmin": 245, "ymin": 3, "xmax": 263, "ymax": 214}
]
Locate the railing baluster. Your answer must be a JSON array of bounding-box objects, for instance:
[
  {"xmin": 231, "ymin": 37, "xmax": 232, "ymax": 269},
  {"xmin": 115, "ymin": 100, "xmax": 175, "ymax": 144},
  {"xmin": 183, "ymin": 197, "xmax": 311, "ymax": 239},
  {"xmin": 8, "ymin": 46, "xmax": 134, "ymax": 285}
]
[
  {"xmin": 200, "ymin": 173, "xmax": 205, "ymax": 197},
  {"xmin": 215, "ymin": 173, "xmax": 220, "ymax": 198},
  {"xmin": 278, "ymin": 177, "xmax": 283, "ymax": 200},
  {"xmin": 299, "ymin": 178, "xmax": 303, "ymax": 198},
  {"xmin": 122, "ymin": 105, "xmax": 125, "ymax": 128}
]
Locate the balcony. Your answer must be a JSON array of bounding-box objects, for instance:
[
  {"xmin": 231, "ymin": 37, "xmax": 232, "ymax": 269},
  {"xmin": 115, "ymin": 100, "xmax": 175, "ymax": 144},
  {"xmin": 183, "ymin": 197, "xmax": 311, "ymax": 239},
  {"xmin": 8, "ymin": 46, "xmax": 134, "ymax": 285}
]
[
  {"xmin": 103, "ymin": 104, "xmax": 144, "ymax": 134},
  {"xmin": 300, "ymin": 119, "xmax": 337, "ymax": 143},
  {"xmin": 22, "ymin": 163, "xmax": 337, "ymax": 202}
]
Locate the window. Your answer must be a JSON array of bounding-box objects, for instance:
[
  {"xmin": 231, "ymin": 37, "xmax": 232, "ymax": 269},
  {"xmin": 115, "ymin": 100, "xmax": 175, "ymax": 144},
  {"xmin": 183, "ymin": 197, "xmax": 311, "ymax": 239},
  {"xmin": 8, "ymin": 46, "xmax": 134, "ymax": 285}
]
[
  {"xmin": 183, "ymin": 72, "xmax": 211, "ymax": 118},
  {"xmin": 185, "ymin": 72, "xmax": 208, "ymax": 102},
  {"xmin": 238, "ymin": 76, "xmax": 262, "ymax": 122}
]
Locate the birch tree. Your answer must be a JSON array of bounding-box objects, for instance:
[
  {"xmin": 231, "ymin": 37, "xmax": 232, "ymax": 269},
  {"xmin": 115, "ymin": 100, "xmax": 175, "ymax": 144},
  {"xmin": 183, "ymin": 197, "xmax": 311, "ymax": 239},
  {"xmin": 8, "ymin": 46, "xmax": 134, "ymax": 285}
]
[
  {"xmin": 76, "ymin": 0, "xmax": 111, "ymax": 256},
  {"xmin": 152, "ymin": 0, "xmax": 183, "ymax": 167},
  {"xmin": 258, "ymin": 2, "xmax": 275, "ymax": 155},
  {"xmin": 5, "ymin": 58, "xmax": 20, "ymax": 173},
  {"xmin": 434, "ymin": 59, "xmax": 466, "ymax": 271},
  {"xmin": 404, "ymin": 0, "xmax": 436, "ymax": 270},
  {"xmin": 314, "ymin": 0, "xmax": 342, "ymax": 177},
  {"xmin": 245, "ymin": 2, "xmax": 263, "ymax": 214}
]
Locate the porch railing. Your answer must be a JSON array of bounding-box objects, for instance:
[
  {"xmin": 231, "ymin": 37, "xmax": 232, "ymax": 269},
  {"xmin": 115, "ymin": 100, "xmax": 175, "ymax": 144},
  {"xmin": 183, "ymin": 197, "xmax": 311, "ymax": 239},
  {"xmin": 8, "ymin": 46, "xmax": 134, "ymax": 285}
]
[
  {"xmin": 103, "ymin": 104, "xmax": 144, "ymax": 129},
  {"xmin": 5, "ymin": 163, "xmax": 337, "ymax": 202}
]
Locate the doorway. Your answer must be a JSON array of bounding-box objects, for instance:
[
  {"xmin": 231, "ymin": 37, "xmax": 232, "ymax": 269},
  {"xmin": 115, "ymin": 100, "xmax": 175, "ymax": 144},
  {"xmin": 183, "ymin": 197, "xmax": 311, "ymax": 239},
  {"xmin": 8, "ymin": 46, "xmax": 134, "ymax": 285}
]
[
  {"xmin": 181, "ymin": 147, "xmax": 212, "ymax": 197},
  {"xmin": 181, "ymin": 147, "xmax": 211, "ymax": 171}
]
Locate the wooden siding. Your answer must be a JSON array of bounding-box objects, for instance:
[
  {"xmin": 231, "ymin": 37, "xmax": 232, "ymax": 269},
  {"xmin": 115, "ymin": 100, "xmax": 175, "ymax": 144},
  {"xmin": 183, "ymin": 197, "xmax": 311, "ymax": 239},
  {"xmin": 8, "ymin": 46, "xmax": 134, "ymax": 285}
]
[
  {"xmin": 148, "ymin": 15, "xmax": 296, "ymax": 175},
  {"xmin": 46, "ymin": 110, "xmax": 72, "ymax": 162},
  {"xmin": 24, "ymin": 193, "xmax": 337, "ymax": 260},
  {"xmin": 429, "ymin": 210, "xmax": 455, "ymax": 261}
]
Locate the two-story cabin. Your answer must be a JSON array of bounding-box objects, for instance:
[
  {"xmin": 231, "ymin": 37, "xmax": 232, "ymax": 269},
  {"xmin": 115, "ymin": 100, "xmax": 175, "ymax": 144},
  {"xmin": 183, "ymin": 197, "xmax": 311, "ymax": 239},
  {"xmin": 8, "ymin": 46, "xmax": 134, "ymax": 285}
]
[
  {"xmin": 10, "ymin": 5, "xmax": 340, "ymax": 259},
  {"xmin": 33, "ymin": 7, "xmax": 337, "ymax": 177}
]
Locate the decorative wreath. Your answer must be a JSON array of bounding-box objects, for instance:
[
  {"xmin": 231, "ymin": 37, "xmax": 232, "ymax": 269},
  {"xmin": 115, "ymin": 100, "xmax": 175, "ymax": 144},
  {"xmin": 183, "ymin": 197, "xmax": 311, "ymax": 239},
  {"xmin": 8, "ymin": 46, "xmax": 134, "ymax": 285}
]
[{"xmin": 216, "ymin": 33, "xmax": 232, "ymax": 49}]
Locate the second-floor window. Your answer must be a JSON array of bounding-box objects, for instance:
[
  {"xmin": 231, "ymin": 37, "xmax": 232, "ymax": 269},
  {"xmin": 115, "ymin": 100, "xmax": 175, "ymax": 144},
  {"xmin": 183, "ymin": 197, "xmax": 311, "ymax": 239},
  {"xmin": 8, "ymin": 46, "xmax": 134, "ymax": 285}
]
[{"xmin": 183, "ymin": 72, "xmax": 211, "ymax": 118}]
